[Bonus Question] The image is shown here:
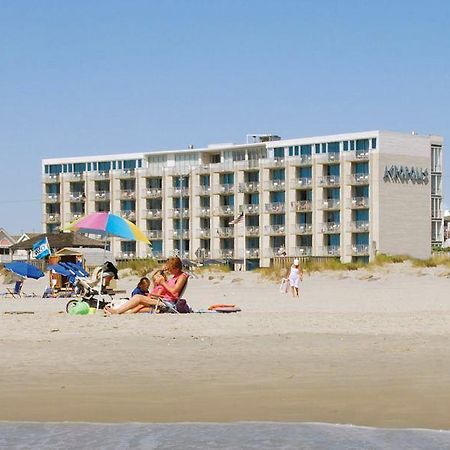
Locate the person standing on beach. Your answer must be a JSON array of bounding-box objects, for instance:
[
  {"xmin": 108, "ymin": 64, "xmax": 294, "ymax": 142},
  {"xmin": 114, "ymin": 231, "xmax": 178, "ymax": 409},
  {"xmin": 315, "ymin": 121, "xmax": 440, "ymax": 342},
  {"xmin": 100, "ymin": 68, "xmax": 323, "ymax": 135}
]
[{"xmin": 288, "ymin": 258, "xmax": 303, "ymax": 298}]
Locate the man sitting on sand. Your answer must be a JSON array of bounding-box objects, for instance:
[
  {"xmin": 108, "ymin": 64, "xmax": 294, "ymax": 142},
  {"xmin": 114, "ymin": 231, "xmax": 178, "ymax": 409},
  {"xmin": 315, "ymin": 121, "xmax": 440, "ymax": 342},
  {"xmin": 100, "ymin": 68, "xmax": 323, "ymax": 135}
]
[{"xmin": 104, "ymin": 257, "xmax": 189, "ymax": 314}]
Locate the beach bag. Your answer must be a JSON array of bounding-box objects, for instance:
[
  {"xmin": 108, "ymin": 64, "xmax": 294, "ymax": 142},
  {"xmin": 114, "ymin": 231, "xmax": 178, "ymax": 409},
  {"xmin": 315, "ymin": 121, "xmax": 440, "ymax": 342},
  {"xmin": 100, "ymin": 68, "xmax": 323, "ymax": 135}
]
[
  {"xmin": 279, "ymin": 278, "xmax": 289, "ymax": 294},
  {"xmin": 175, "ymin": 298, "xmax": 191, "ymax": 313}
]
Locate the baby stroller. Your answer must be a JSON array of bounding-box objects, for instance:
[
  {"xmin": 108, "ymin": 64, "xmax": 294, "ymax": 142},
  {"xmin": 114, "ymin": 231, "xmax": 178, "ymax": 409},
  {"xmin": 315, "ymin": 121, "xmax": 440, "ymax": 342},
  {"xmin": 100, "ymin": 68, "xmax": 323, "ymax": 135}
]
[{"xmin": 65, "ymin": 261, "xmax": 119, "ymax": 313}]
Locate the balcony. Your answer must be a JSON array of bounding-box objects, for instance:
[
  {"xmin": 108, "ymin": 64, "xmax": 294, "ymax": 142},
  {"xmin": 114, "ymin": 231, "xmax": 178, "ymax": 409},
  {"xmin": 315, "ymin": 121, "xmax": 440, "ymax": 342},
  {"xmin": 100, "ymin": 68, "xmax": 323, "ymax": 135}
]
[
  {"xmin": 117, "ymin": 252, "xmax": 136, "ymax": 259},
  {"xmin": 197, "ymin": 228, "xmax": 211, "ymax": 238},
  {"xmin": 244, "ymin": 226, "xmax": 260, "ymax": 236},
  {"xmin": 142, "ymin": 187, "xmax": 162, "ymax": 198},
  {"xmin": 68, "ymin": 192, "xmax": 86, "ymax": 203},
  {"xmin": 265, "ymin": 179, "xmax": 286, "ymax": 191},
  {"xmin": 267, "ymin": 247, "xmax": 287, "ymax": 257},
  {"xmin": 291, "ymin": 200, "xmax": 312, "ymax": 212},
  {"xmin": 290, "ymin": 155, "xmax": 312, "ymax": 166},
  {"xmin": 217, "ymin": 249, "xmax": 234, "ymax": 259},
  {"xmin": 197, "ymin": 207, "xmax": 211, "ymax": 217},
  {"xmin": 117, "ymin": 190, "xmax": 136, "ymax": 200},
  {"xmin": 195, "ymin": 164, "xmax": 211, "ymax": 174},
  {"xmin": 43, "ymin": 213, "xmax": 61, "ymax": 223},
  {"xmin": 265, "ymin": 225, "xmax": 286, "ymax": 235},
  {"xmin": 66, "ymin": 212, "xmax": 84, "ymax": 222},
  {"xmin": 318, "ymin": 152, "xmax": 340, "ymax": 163},
  {"xmin": 245, "ymin": 248, "xmax": 260, "ymax": 258},
  {"xmin": 90, "ymin": 171, "xmax": 111, "ymax": 180},
  {"xmin": 196, "ymin": 185, "xmax": 211, "ymax": 195},
  {"xmin": 120, "ymin": 211, "xmax": 136, "ymax": 221},
  {"xmin": 349, "ymin": 244, "xmax": 370, "ymax": 256},
  {"xmin": 323, "ymin": 246, "xmax": 341, "ymax": 256},
  {"xmin": 321, "ymin": 222, "xmax": 341, "ymax": 233},
  {"xmin": 235, "ymin": 159, "xmax": 260, "ymax": 170},
  {"xmin": 349, "ymin": 197, "xmax": 369, "ymax": 209},
  {"xmin": 42, "ymin": 174, "xmax": 60, "ymax": 183},
  {"xmin": 320, "ymin": 199, "xmax": 341, "ymax": 210},
  {"xmin": 290, "ymin": 246, "xmax": 312, "ymax": 256},
  {"xmin": 290, "ymin": 177, "xmax": 313, "ymax": 189},
  {"xmin": 348, "ymin": 221, "xmax": 370, "ymax": 232},
  {"xmin": 263, "ymin": 158, "xmax": 285, "ymax": 168},
  {"xmin": 295, "ymin": 223, "xmax": 313, "ymax": 234},
  {"xmin": 214, "ymin": 184, "xmax": 235, "ymax": 194},
  {"xmin": 211, "ymin": 162, "xmax": 235, "ymax": 173},
  {"xmin": 170, "ymin": 187, "xmax": 190, "ymax": 197},
  {"xmin": 238, "ymin": 181, "xmax": 260, "ymax": 193},
  {"xmin": 349, "ymin": 173, "xmax": 369, "ymax": 185},
  {"xmin": 240, "ymin": 204, "xmax": 260, "ymax": 215},
  {"xmin": 318, "ymin": 176, "xmax": 340, "ymax": 187},
  {"xmin": 93, "ymin": 191, "xmax": 111, "ymax": 201},
  {"xmin": 348, "ymin": 150, "xmax": 369, "ymax": 161},
  {"xmin": 43, "ymin": 193, "xmax": 60, "ymax": 203},
  {"xmin": 217, "ymin": 227, "xmax": 234, "ymax": 237},
  {"xmin": 143, "ymin": 209, "xmax": 163, "ymax": 219},
  {"xmin": 146, "ymin": 230, "xmax": 163, "ymax": 239},
  {"xmin": 214, "ymin": 205, "xmax": 235, "ymax": 216},
  {"xmin": 116, "ymin": 169, "xmax": 136, "ymax": 179},
  {"xmin": 265, "ymin": 202, "xmax": 285, "ymax": 214},
  {"xmin": 171, "ymin": 229, "xmax": 190, "ymax": 239},
  {"xmin": 169, "ymin": 208, "xmax": 190, "ymax": 218},
  {"xmin": 66, "ymin": 172, "xmax": 85, "ymax": 180}
]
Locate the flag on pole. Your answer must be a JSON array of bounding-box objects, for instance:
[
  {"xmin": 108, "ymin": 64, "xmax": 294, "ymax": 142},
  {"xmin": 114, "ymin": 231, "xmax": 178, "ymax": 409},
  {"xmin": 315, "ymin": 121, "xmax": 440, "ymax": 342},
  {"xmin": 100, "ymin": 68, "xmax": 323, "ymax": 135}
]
[
  {"xmin": 32, "ymin": 237, "xmax": 51, "ymax": 260},
  {"xmin": 229, "ymin": 212, "xmax": 244, "ymax": 226}
]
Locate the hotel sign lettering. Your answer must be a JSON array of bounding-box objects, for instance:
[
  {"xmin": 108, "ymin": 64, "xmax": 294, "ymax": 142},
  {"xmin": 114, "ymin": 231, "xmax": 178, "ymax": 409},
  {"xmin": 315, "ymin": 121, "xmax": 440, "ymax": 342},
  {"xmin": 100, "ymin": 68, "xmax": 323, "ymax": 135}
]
[{"xmin": 383, "ymin": 165, "xmax": 429, "ymax": 184}]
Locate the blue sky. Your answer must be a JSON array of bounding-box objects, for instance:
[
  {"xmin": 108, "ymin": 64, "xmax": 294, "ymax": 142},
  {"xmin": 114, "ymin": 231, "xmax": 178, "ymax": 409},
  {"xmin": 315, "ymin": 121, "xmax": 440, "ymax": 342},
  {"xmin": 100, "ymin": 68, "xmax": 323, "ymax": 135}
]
[{"xmin": 1, "ymin": 0, "xmax": 449, "ymax": 233}]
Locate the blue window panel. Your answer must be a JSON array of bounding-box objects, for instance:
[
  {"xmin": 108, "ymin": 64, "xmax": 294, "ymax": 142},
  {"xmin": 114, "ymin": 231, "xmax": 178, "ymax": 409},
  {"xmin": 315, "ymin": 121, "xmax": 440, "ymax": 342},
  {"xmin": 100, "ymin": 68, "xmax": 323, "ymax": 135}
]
[
  {"xmin": 118, "ymin": 161, "xmax": 122, "ymax": 169},
  {"xmin": 271, "ymin": 169, "xmax": 285, "ymax": 180},
  {"xmin": 121, "ymin": 241, "xmax": 136, "ymax": 252},
  {"xmin": 321, "ymin": 143, "xmax": 327, "ymax": 153},
  {"xmin": 47, "ymin": 184, "xmax": 60, "ymax": 194},
  {"xmin": 93, "ymin": 162, "xmax": 98, "ymax": 171},
  {"xmin": 174, "ymin": 219, "xmax": 189, "ymax": 229},
  {"xmin": 299, "ymin": 166, "xmax": 312, "ymax": 177},
  {"xmin": 174, "ymin": 177, "xmax": 189, "ymax": 188},
  {"xmin": 274, "ymin": 147, "xmax": 285, "ymax": 158},
  {"xmin": 288, "ymin": 147, "xmax": 294, "ymax": 157},
  {"xmin": 246, "ymin": 237, "xmax": 259, "ymax": 249},
  {"xmin": 121, "ymin": 200, "xmax": 136, "ymax": 211},
  {"xmin": 355, "ymin": 209, "xmax": 369, "ymax": 221},
  {"xmin": 200, "ymin": 175, "xmax": 210, "ymax": 186},
  {"xmin": 354, "ymin": 162, "xmax": 369, "ymax": 174},
  {"xmin": 73, "ymin": 163, "xmax": 86, "ymax": 173},
  {"xmin": 248, "ymin": 193, "xmax": 259, "ymax": 204},
  {"xmin": 294, "ymin": 146, "xmax": 299, "ymax": 156},
  {"xmin": 222, "ymin": 173, "xmax": 234, "ymax": 184},
  {"xmin": 270, "ymin": 191, "xmax": 285, "ymax": 203},
  {"xmin": 371, "ymin": 138, "xmax": 377, "ymax": 149},
  {"xmin": 62, "ymin": 164, "xmax": 67, "ymax": 173},
  {"xmin": 98, "ymin": 161, "xmax": 111, "ymax": 172},
  {"xmin": 152, "ymin": 240, "xmax": 163, "ymax": 253},
  {"xmin": 49, "ymin": 164, "xmax": 62, "ymax": 174},
  {"xmin": 221, "ymin": 195, "xmax": 234, "ymax": 206},
  {"xmin": 328, "ymin": 165, "xmax": 340, "ymax": 176},
  {"xmin": 44, "ymin": 165, "xmax": 49, "ymax": 174},
  {"xmin": 270, "ymin": 214, "xmax": 285, "ymax": 225},
  {"xmin": 356, "ymin": 139, "xmax": 369, "ymax": 151},
  {"xmin": 355, "ymin": 233, "xmax": 369, "ymax": 245},
  {"xmin": 123, "ymin": 160, "xmax": 137, "ymax": 170},
  {"xmin": 350, "ymin": 141, "xmax": 355, "ymax": 151},
  {"xmin": 87, "ymin": 163, "xmax": 92, "ymax": 171},
  {"xmin": 328, "ymin": 142, "xmax": 340, "ymax": 153},
  {"xmin": 300, "ymin": 145, "xmax": 312, "ymax": 155},
  {"xmin": 343, "ymin": 141, "xmax": 349, "ymax": 151},
  {"xmin": 271, "ymin": 236, "xmax": 285, "ymax": 247},
  {"xmin": 138, "ymin": 159, "xmax": 142, "ymax": 168},
  {"xmin": 68, "ymin": 164, "xmax": 73, "ymax": 173},
  {"xmin": 298, "ymin": 212, "xmax": 312, "ymax": 224},
  {"xmin": 329, "ymin": 234, "xmax": 340, "ymax": 246},
  {"xmin": 315, "ymin": 144, "xmax": 321, "ymax": 154},
  {"xmin": 327, "ymin": 188, "xmax": 340, "ymax": 199}
]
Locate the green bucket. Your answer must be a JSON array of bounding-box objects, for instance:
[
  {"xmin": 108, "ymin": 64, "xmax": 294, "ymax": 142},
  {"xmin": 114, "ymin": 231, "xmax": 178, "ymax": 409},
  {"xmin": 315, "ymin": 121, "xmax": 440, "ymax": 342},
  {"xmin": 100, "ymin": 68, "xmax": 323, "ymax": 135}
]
[{"xmin": 68, "ymin": 301, "xmax": 90, "ymax": 316}]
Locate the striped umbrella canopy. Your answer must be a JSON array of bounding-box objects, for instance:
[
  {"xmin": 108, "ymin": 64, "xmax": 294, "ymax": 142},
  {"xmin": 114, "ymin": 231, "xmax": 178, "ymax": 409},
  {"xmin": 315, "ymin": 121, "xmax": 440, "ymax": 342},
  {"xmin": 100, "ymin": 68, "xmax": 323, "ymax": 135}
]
[{"xmin": 65, "ymin": 212, "xmax": 150, "ymax": 244}]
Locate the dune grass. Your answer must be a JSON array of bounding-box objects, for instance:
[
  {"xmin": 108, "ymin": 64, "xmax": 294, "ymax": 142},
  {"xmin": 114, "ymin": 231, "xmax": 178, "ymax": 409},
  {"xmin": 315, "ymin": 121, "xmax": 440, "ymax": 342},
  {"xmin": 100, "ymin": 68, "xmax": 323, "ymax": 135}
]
[{"xmin": 117, "ymin": 259, "xmax": 160, "ymax": 277}]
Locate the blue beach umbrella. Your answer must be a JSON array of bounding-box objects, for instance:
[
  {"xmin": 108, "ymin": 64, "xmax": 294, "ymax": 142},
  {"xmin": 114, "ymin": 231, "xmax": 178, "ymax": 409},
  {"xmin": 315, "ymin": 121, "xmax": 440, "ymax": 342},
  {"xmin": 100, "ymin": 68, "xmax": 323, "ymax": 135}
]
[{"xmin": 4, "ymin": 262, "xmax": 45, "ymax": 279}]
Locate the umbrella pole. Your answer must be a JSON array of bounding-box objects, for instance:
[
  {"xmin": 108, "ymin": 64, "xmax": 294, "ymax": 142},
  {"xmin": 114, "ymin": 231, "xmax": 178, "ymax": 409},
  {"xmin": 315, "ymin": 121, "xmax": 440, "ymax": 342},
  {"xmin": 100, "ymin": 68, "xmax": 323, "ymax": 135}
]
[{"xmin": 96, "ymin": 235, "xmax": 108, "ymax": 311}]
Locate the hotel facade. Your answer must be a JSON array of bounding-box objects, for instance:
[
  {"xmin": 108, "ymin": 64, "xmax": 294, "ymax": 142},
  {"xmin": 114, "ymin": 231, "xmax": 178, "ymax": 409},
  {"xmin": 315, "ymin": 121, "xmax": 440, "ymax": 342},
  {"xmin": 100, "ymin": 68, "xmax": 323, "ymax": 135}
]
[{"xmin": 41, "ymin": 130, "xmax": 444, "ymax": 267}]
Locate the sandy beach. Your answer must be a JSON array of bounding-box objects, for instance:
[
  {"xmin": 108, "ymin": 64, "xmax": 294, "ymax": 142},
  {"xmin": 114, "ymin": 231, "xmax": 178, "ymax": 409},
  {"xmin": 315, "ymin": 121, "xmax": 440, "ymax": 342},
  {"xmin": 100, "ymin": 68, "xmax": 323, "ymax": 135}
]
[{"xmin": 1, "ymin": 263, "xmax": 450, "ymax": 429}]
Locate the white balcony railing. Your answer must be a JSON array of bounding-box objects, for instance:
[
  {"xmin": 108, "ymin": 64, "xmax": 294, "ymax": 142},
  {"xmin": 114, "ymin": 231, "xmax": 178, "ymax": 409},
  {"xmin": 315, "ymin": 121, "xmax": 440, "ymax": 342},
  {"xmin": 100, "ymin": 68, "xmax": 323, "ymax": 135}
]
[
  {"xmin": 66, "ymin": 213, "xmax": 84, "ymax": 222},
  {"xmin": 238, "ymin": 181, "xmax": 260, "ymax": 193},
  {"xmin": 217, "ymin": 227, "xmax": 234, "ymax": 237},
  {"xmin": 117, "ymin": 252, "xmax": 136, "ymax": 259},
  {"xmin": 267, "ymin": 247, "xmax": 287, "ymax": 257},
  {"xmin": 323, "ymin": 246, "xmax": 341, "ymax": 256},
  {"xmin": 116, "ymin": 169, "xmax": 136, "ymax": 178},
  {"xmin": 348, "ymin": 150, "xmax": 369, "ymax": 161},
  {"xmin": 290, "ymin": 155, "xmax": 312, "ymax": 165},
  {"xmin": 170, "ymin": 187, "xmax": 190, "ymax": 197},
  {"xmin": 142, "ymin": 187, "xmax": 162, "ymax": 198},
  {"xmin": 171, "ymin": 229, "xmax": 190, "ymax": 239},
  {"xmin": 197, "ymin": 207, "xmax": 211, "ymax": 217},
  {"xmin": 321, "ymin": 199, "xmax": 341, "ymax": 210},
  {"xmin": 290, "ymin": 246, "xmax": 312, "ymax": 256},
  {"xmin": 349, "ymin": 244, "xmax": 369, "ymax": 256},
  {"xmin": 68, "ymin": 192, "xmax": 86, "ymax": 202},
  {"xmin": 120, "ymin": 211, "xmax": 136, "ymax": 221},
  {"xmin": 143, "ymin": 209, "xmax": 162, "ymax": 219},
  {"xmin": 235, "ymin": 159, "xmax": 260, "ymax": 170},
  {"xmin": 146, "ymin": 230, "xmax": 163, "ymax": 239},
  {"xmin": 321, "ymin": 222, "xmax": 341, "ymax": 233},
  {"xmin": 43, "ymin": 213, "xmax": 61, "ymax": 223},
  {"xmin": 240, "ymin": 204, "xmax": 260, "ymax": 214},
  {"xmin": 295, "ymin": 223, "xmax": 313, "ymax": 234},
  {"xmin": 290, "ymin": 177, "xmax": 313, "ymax": 189},
  {"xmin": 263, "ymin": 158, "xmax": 285, "ymax": 168},
  {"xmin": 93, "ymin": 191, "xmax": 111, "ymax": 201},
  {"xmin": 349, "ymin": 173, "xmax": 369, "ymax": 185},
  {"xmin": 245, "ymin": 248, "xmax": 260, "ymax": 258},
  {"xmin": 214, "ymin": 184, "xmax": 235, "ymax": 194},
  {"xmin": 197, "ymin": 228, "xmax": 211, "ymax": 238},
  {"xmin": 318, "ymin": 176, "xmax": 340, "ymax": 187},
  {"xmin": 214, "ymin": 206, "xmax": 235, "ymax": 216},
  {"xmin": 291, "ymin": 200, "xmax": 312, "ymax": 212},
  {"xmin": 217, "ymin": 249, "xmax": 234, "ymax": 258},
  {"xmin": 349, "ymin": 197, "xmax": 369, "ymax": 209},
  {"xmin": 265, "ymin": 179, "xmax": 286, "ymax": 191},
  {"xmin": 348, "ymin": 221, "xmax": 370, "ymax": 232},
  {"xmin": 66, "ymin": 172, "xmax": 85, "ymax": 180},
  {"xmin": 42, "ymin": 174, "xmax": 60, "ymax": 183},
  {"xmin": 90, "ymin": 171, "xmax": 111, "ymax": 180},
  {"xmin": 196, "ymin": 185, "xmax": 211, "ymax": 195},
  {"xmin": 170, "ymin": 208, "xmax": 190, "ymax": 218},
  {"xmin": 117, "ymin": 190, "xmax": 136, "ymax": 200},
  {"xmin": 244, "ymin": 226, "xmax": 260, "ymax": 236},
  {"xmin": 43, "ymin": 193, "xmax": 60, "ymax": 203},
  {"xmin": 265, "ymin": 202, "xmax": 285, "ymax": 214},
  {"xmin": 264, "ymin": 225, "xmax": 286, "ymax": 235}
]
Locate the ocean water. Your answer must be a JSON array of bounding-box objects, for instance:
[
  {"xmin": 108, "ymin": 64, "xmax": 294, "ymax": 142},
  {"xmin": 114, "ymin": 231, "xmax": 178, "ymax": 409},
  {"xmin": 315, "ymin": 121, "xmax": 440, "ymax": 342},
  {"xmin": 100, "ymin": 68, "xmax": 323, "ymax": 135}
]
[{"xmin": 1, "ymin": 422, "xmax": 450, "ymax": 450}]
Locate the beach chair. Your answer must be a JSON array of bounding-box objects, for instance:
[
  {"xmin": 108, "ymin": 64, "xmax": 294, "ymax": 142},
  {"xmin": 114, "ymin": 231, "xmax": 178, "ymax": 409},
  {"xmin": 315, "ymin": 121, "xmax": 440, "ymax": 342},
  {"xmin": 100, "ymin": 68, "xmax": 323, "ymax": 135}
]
[
  {"xmin": 153, "ymin": 275, "xmax": 191, "ymax": 314},
  {"xmin": 3, "ymin": 281, "xmax": 24, "ymax": 298}
]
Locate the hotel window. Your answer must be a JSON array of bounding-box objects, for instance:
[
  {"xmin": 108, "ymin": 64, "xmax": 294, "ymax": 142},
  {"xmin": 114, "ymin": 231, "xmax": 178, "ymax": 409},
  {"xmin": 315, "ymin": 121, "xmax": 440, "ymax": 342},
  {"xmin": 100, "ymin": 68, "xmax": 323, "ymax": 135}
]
[
  {"xmin": 200, "ymin": 196, "xmax": 210, "ymax": 207},
  {"xmin": 300, "ymin": 145, "xmax": 312, "ymax": 155},
  {"xmin": 98, "ymin": 161, "xmax": 111, "ymax": 172},
  {"xmin": 248, "ymin": 193, "xmax": 259, "ymax": 205},
  {"xmin": 350, "ymin": 141, "xmax": 355, "ymax": 151},
  {"xmin": 271, "ymin": 169, "xmax": 285, "ymax": 181},
  {"xmin": 354, "ymin": 162, "xmax": 369, "ymax": 174},
  {"xmin": 355, "ymin": 209, "xmax": 369, "ymax": 222},
  {"xmin": 270, "ymin": 191, "xmax": 285, "ymax": 203},
  {"xmin": 221, "ymin": 173, "xmax": 234, "ymax": 185},
  {"xmin": 355, "ymin": 233, "xmax": 369, "ymax": 245},
  {"xmin": 123, "ymin": 160, "xmax": 137, "ymax": 170},
  {"xmin": 328, "ymin": 142, "xmax": 340, "ymax": 153},
  {"xmin": 138, "ymin": 159, "xmax": 142, "ymax": 168},
  {"xmin": 371, "ymin": 138, "xmax": 377, "ymax": 149},
  {"xmin": 121, "ymin": 200, "xmax": 135, "ymax": 211},
  {"xmin": 118, "ymin": 161, "xmax": 122, "ymax": 169},
  {"xmin": 112, "ymin": 161, "xmax": 116, "ymax": 170},
  {"xmin": 93, "ymin": 162, "xmax": 98, "ymax": 171},
  {"xmin": 87, "ymin": 163, "xmax": 92, "ymax": 171},
  {"xmin": 270, "ymin": 214, "xmax": 285, "ymax": 225},
  {"xmin": 221, "ymin": 195, "xmax": 234, "ymax": 206},
  {"xmin": 49, "ymin": 164, "xmax": 62, "ymax": 174},
  {"xmin": 174, "ymin": 177, "xmax": 189, "ymax": 188},
  {"xmin": 68, "ymin": 164, "xmax": 73, "ymax": 172},
  {"xmin": 200, "ymin": 175, "xmax": 210, "ymax": 186},
  {"xmin": 174, "ymin": 197, "xmax": 190, "ymax": 209},
  {"xmin": 73, "ymin": 163, "xmax": 86, "ymax": 173},
  {"xmin": 343, "ymin": 141, "xmax": 349, "ymax": 151},
  {"xmin": 288, "ymin": 146, "xmax": 294, "ymax": 157},
  {"xmin": 315, "ymin": 144, "xmax": 321, "ymax": 154},
  {"xmin": 321, "ymin": 143, "xmax": 327, "ymax": 153},
  {"xmin": 356, "ymin": 139, "xmax": 369, "ymax": 151},
  {"xmin": 274, "ymin": 147, "xmax": 285, "ymax": 159},
  {"xmin": 232, "ymin": 151, "xmax": 245, "ymax": 161}
]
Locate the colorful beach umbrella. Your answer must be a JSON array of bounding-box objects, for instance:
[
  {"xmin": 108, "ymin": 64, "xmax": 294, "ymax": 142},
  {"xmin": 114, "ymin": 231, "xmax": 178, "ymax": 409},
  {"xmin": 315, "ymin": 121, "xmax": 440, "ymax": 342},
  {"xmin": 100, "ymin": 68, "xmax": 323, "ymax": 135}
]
[
  {"xmin": 4, "ymin": 262, "xmax": 45, "ymax": 279},
  {"xmin": 65, "ymin": 212, "xmax": 150, "ymax": 244}
]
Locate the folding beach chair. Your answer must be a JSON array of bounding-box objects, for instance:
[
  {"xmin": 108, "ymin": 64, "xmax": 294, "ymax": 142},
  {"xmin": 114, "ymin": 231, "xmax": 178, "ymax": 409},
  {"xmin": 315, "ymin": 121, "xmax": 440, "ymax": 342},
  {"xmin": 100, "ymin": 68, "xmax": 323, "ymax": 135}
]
[
  {"xmin": 4, "ymin": 281, "xmax": 24, "ymax": 298},
  {"xmin": 153, "ymin": 275, "xmax": 191, "ymax": 314}
]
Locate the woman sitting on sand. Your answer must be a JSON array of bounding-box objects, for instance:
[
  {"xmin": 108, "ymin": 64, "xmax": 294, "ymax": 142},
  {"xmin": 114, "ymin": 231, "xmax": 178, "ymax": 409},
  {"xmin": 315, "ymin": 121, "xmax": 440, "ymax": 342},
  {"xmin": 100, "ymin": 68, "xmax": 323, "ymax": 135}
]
[{"xmin": 104, "ymin": 257, "xmax": 189, "ymax": 314}]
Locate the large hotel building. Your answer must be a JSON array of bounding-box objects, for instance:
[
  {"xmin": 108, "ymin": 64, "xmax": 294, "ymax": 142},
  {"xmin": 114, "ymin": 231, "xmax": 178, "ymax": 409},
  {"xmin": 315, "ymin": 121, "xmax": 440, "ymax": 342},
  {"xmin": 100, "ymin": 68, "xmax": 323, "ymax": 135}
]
[{"xmin": 42, "ymin": 130, "xmax": 444, "ymax": 267}]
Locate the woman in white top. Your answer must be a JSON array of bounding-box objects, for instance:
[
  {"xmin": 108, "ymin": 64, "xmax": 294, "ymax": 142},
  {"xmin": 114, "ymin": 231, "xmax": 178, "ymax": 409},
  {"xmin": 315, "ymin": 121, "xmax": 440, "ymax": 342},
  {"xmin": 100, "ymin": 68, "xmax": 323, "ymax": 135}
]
[{"xmin": 288, "ymin": 258, "xmax": 303, "ymax": 297}]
